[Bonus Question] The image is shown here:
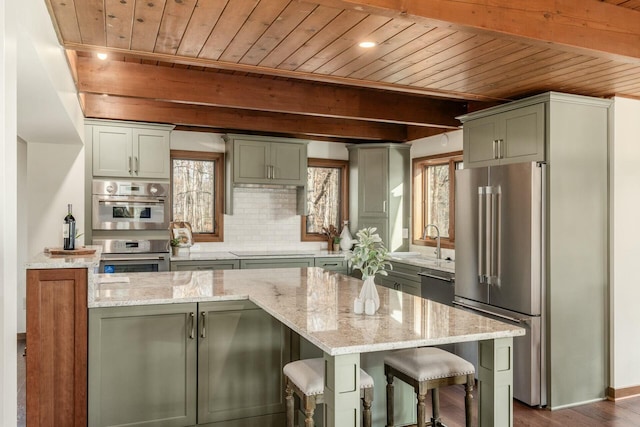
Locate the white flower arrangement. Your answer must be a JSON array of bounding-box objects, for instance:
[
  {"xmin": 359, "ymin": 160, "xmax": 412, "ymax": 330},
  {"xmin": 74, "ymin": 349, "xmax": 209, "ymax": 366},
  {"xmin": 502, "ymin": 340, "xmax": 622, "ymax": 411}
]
[{"xmin": 346, "ymin": 227, "xmax": 392, "ymax": 279}]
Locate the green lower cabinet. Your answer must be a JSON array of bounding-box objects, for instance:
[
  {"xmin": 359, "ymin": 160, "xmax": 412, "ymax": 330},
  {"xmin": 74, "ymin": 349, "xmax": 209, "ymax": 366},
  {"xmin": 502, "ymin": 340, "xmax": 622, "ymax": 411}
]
[
  {"xmin": 374, "ymin": 261, "xmax": 422, "ymax": 297},
  {"xmin": 239, "ymin": 257, "xmax": 313, "ymax": 269},
  {"xmin": 89, "ymin": 303, "xmax": 198, "ymax": 427},
  {"xmin": 171, "ymin": 260, "xmax": 240, "ymax": 271},
  {"xmin": 314, "ymin": 257, "xmax": 348, "ymax": 273},
  {"xmin": 89, "ymin": 302, "xmax": 290, "ymax": 427},
  {"xmin": 197, "ymin": 300, "xmax": 289, "ymax": 426}
]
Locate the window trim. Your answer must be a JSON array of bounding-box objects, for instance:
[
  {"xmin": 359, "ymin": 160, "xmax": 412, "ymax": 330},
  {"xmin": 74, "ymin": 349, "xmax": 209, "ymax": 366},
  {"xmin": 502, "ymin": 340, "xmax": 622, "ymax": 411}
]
[
  {"xmin": 412, "ymin": 151, "xmax": 462, "ymax": 249},
  {"xmin": 170, "ymin": 149, "xmax": 224, "ymax": 243},
  {"xmin": 301, "ymin": 158, "xmax": 349, "ymax": 242}
]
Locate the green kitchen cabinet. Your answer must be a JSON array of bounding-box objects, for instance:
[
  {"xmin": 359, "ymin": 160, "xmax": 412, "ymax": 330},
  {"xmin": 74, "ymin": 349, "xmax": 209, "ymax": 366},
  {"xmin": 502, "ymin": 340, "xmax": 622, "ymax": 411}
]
[
  {"xmin": 89, "ymin": 302, "xmax": 290, "ymax": 427},
  {"xmin": 375, "ymin": 261, "xmax": 421, "ymax": 297},
  {"xmin": 239, "ymin": 257, "xmax": 314, "ymax": 269},
  {"xmin": 348, "ymin": 143, "xmax": 410, "ymax": 252},
  {"xmin": 171, "ymin": 259, "xmax": 240, "ymax": 271},
  {"xmin": 314, "ymin": 257, "xmax": 348, "ymax": 273},
  {"xmin": 88, "ymin": 120, "xmax": 173, "ymax": 179},
  {"xmin": 224, "ymin": 134, "xmax": 308, "ymax": 215},
  {"xmin": 460, "ymin": 102, "xmax": 545, "ymax": 168},
  {"xmin": 197, "ymin": 300, "xmax": 289, "ymax": 425},
  {"xmin": 88, "ymin": 303, "xmax": 198, "ymax": 427}
]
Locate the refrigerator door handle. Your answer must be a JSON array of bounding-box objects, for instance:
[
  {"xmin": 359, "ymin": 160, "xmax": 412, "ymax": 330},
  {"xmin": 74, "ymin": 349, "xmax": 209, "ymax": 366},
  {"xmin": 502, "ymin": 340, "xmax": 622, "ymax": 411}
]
[
  {"xmin": 453, "ymin": 301, "xmax": 526, "ymax": 324},
  {"xmin": 485, "ymin": 187, "xmax": 492, "ymax": 283},
  {"xmin": 488, "ymin": 186, "xmax": 501, "ymax": 286},
  {"xmin": 477, "ymin": 187, "xmax": 486, "ymax": 282}
]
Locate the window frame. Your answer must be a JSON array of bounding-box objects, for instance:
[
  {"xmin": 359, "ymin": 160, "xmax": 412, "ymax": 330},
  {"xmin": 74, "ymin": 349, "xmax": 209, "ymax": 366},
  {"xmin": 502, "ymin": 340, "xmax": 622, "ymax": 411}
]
[
  {"xmin": 170, "ymin": 149, "xmax": 224, "ymax": 243},
  {"xmin": 412, "ymin": 151, "xmax": 463, "ymax": 249},
  {"xmin": 301, "ymin": 158, "xmax": 349, "ymax": 242}
]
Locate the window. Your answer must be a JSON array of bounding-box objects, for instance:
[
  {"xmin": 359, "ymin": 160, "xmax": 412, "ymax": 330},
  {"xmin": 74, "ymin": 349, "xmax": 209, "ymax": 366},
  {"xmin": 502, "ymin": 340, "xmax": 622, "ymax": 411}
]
[
  {"xmin": 412, "ymin": 151, "xmax": 463, "ymax": 249},
  {"xmin": 302, "ymin": 158, "xmax": 349, "ymax": 241},
  {"xmin": 171, "ymin": 150, "xmax": 224, "ymax": 242}
]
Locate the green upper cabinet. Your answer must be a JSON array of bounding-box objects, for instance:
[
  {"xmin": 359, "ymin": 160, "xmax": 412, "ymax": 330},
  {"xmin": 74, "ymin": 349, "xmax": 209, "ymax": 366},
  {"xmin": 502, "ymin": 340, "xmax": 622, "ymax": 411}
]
[
  {"xmin": 348, "ymin": 143, "xmax": 410, "ymax": 253},
  {"xmin": 224, "ymin": 134, "xmax": 308, "ymax": 215},
  {"xmin": 229, "ymin": 135, "xmax": 307, "ymax": 185},
  {"xmin": 88, "ymin": 120, "xmax": 173, "ymax": 179},
  {"xmin": 461, "ymin": 102, "xmax": 545, "ymax": 168}
]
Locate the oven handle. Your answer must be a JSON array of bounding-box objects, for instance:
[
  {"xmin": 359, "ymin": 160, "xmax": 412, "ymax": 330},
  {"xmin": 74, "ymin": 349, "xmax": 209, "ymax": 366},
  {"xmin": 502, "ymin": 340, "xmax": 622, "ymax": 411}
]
[
  {"xmin": 98, "ymin": 200, "xmax": 165, "ymax": 205},
  {"xmin": 101, "ymin": 256, "xmax": 167, "ymax": 262}
]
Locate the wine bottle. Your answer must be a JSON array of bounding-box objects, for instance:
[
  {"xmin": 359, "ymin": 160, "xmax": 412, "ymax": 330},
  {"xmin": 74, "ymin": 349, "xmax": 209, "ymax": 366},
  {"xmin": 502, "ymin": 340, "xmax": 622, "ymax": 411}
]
[{"xmin": 63, "ymin": 204, "xmax": 76, "ymax": 250}]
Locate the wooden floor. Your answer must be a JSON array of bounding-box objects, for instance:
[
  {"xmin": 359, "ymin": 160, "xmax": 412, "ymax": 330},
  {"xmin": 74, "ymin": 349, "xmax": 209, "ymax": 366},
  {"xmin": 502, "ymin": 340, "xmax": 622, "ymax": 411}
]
[{"xmin": 15, "ymin": 337, "xmax": 640, "ymax": 426}]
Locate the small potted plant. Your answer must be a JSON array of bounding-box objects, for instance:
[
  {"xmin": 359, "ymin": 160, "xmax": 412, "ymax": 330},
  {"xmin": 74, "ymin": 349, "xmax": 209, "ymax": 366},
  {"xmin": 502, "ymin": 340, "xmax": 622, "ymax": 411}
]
[
  {"xmin": 170, "ymin": 238, "xmax": 181, "ymax": 256},
  {"xmin": 346, "ymin": 227, "xmax": 391, "ymax": 314},
  {"xmin": 333, "ymin": 236, "xmax": 341, "ymax": 252}
]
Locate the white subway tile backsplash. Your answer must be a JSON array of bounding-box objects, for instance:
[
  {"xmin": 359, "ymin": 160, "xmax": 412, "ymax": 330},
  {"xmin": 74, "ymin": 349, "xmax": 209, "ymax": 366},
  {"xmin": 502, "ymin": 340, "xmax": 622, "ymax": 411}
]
[{"xmin": 197, "ymin": 187, "xmax": 325, "ymax": 252}]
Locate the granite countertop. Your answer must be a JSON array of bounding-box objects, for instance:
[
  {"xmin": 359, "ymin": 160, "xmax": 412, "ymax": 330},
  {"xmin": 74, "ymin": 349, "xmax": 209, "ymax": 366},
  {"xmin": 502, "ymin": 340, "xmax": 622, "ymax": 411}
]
[
  {"xmin": 170, "ymin": 249, "xmax": 346, "ymax": 262},
  {"xmin": 91, "ymin": 267, "xmax": 524, "ymax": 356},
  {"xmin": 387, "ymin": 253, "xmax": 455, "ymax": 274},
  {"xmin": 25, "ymin": 246, "xmax": 102, "ymax": 270}
]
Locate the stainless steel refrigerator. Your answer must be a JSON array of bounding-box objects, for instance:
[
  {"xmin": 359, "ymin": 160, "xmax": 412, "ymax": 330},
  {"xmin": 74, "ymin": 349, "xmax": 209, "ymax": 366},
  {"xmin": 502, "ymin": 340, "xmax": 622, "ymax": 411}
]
[{"xmin": 454, "ymin": 161, "xmax": 546, "ymax": 407}]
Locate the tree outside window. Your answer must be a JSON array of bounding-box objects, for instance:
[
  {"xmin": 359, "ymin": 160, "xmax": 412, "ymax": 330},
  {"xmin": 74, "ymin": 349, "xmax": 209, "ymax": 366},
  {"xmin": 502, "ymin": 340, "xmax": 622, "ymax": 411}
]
[
  {"xmin": 171, "ymin": 150, "xmax": 224, "ymax": 242},
  {"xmin": 302, "ymin": 159, "xmax": 348, "ymax": 241},
  {"xmin": 412, "ymin": 151, "xmax": 462, "ymax": 248}
]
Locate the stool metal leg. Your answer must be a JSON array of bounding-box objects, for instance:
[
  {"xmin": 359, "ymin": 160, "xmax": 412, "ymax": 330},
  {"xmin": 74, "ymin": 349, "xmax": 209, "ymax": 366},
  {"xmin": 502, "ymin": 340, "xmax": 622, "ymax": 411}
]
[
  {"xmin": 285, "ymin": 379, "xmax": 295, "ymax": 427},
  {"xmin": 385, "ymin": 372, "xmax": 395, "ymax": 427}
]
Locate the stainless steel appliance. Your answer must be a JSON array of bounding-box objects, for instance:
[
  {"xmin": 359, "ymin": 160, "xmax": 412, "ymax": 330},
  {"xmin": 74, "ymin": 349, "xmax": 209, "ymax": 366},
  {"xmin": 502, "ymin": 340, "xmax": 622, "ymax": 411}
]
[
  {"xmin": 418, "ymin": 268, "xmax": 454, "ymax": 306},
  {"xmin": 454, "ymin": 161, "xmax": 546, "ymax": 407},
  {"xmin": 92, "ymin": 180, "xmax": 170, "ymax": 230},
  {"xmin": 95, "ymin": 239, "xmax": 169, "ymax": 273}
]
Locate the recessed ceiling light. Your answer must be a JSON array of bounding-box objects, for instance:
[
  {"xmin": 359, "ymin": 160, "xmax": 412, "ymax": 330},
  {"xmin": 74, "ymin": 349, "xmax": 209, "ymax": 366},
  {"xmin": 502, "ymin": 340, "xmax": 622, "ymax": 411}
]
[
  {"xmin": 359, "ymin": 41, "xmax": 376, "ymax": 48},
  {"xmin": 97, "ymin": 52, "xmax": 108, "ymax": 60}
]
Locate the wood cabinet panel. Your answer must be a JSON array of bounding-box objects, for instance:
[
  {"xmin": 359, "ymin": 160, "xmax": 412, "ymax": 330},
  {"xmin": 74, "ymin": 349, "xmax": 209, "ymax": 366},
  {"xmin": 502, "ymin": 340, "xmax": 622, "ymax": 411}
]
[{"xmin": 27, "ymin": 268, "xmax": 87, "ymax": 427}]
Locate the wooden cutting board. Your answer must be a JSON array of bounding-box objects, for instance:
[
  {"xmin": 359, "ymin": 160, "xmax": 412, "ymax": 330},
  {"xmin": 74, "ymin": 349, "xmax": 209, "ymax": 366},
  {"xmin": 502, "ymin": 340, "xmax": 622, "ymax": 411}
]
[{"xmin": 47, "ymin": 247, "xmax": 96, "ymax": 256}]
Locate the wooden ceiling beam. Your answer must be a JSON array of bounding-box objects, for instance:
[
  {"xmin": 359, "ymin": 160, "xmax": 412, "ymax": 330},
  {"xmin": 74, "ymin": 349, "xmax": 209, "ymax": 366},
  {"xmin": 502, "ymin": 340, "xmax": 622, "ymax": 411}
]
[
  {"xmin": 75, "ymin": 56, "xmax": 466, "ymax": 129},
  {"xmin": 311, "ymin": 0, "xmax": 640, "ymax": 64},
  {"xmin": 82, "ymin": 94, "xmax": 410, "ymax": 142}
]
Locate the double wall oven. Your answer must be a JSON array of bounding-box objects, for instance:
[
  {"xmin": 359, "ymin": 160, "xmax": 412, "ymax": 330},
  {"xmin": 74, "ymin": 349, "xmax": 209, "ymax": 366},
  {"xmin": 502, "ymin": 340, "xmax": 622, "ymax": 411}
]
[{"xmin": 92, "ymin": 180, "xmax": 171, "ymax": 273}]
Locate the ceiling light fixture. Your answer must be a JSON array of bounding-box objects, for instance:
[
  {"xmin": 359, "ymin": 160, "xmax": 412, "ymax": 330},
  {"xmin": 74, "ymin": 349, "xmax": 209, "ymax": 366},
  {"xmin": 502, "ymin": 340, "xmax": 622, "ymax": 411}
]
[
  {"xmin": 97, "ymin": 52, "xmax": 108, "ymax": 60},
  {"xmin": 358, "ymin": 41, "xmax": 376, "ymax": 48}
]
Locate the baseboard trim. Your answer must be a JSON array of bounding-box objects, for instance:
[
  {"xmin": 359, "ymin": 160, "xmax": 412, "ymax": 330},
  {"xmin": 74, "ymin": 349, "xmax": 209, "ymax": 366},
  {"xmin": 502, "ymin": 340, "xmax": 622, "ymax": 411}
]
[
  {"xmin": 17, "ymin": 332, "xmax": 26, "ymax": 342},
  {"xmin": 607, "ymin": 386, "xmax": 640, "ymax": 401}
]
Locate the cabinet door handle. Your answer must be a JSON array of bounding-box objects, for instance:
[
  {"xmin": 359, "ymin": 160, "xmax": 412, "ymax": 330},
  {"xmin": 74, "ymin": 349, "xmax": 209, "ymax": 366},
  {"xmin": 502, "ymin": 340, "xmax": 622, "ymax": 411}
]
[
  {"xmin": 129, "ymin": 156, "xmax": 133, "ymax": 174},
  {"xmin": 135, "ymin": 156, "xmax": 139, "ymax": 174},
  {"xmin": 383, "ymin": 201, "xmax": 387, "ymax": 213},
  {"xmin": 497, "ymin": 139, "xmax": 504, "ymax": 159},
  {"xmin": 189, "ymin": 312, "xmax": 195, "ymax": 339},
  {"xmin": 492, "ymin": 140, "xmax": 498, "ymax": 159},
  {"xmin": 200, "ymin": 311, "xmax": 206, "ymax": 338}
]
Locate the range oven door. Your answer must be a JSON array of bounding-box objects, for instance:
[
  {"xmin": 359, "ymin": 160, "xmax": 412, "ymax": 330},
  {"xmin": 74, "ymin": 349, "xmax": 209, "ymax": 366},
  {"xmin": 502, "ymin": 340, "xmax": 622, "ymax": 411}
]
[
  {"xmin": 99, "ymin": 253, "xmax": 170, "ymax": 273},
  {"xmin": 92, "ymin": 195, "xmax": 169, "ymax": 230}
]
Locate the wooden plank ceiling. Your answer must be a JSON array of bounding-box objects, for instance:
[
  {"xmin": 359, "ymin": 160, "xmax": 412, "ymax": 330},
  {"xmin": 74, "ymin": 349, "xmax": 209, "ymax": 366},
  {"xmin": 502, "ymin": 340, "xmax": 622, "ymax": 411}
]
[{"xmin": 46, "ymin": 0, "xmax": 640, "ymax": 142}]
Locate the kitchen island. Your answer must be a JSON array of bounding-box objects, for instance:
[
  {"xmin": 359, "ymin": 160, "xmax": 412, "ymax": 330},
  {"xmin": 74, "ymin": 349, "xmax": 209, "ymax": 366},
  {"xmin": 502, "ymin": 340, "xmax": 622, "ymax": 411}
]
[{"xmin": 92, "ymin": 267, "xmax": 524, "ymax": 427}]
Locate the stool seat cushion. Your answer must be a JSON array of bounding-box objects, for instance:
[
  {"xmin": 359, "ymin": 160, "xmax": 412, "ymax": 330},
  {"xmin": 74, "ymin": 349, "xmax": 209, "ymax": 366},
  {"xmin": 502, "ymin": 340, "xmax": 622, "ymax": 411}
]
[
  {"xmin": 284, "ymin": 358, "xmax": 374, "ymax": 396},
  {"xmin": 384, "ymin": 347, "xmax": 475, "ymax": 382}
]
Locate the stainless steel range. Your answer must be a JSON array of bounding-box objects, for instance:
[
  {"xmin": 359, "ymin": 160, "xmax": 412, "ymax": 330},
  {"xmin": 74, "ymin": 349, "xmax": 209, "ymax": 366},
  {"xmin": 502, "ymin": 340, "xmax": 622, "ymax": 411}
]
[{"xmin": 95, "ymin": 239, "xmax": 170, "ymax": 273}]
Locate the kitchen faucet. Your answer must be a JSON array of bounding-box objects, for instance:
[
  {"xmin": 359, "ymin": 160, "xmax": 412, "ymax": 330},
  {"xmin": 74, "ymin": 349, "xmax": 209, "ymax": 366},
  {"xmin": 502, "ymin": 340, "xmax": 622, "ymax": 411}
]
[{"xmin": 423, "ymin": 224, "xmax": 441, "ymax": 259}]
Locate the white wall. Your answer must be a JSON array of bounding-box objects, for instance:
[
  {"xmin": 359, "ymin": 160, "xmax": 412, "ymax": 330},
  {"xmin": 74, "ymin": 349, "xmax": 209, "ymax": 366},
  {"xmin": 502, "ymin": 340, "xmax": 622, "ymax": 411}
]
[
  {"xmin": 27, "ymin": 143, "xmax": 86, "ymax": 256},
  {"xmin": 0, "ymin": 0, "xmax": 19, "ymax": 423},
  {"xmin": 170, "ymin": 131, "xmax": 349, "ymax": 251},
  {"xmin": 407, "ymin": 130, "xmax": 463, "ymax": 259},
  {"xmin": 610, "ymin": 96, "xmax": 640, "ymax": 390}
]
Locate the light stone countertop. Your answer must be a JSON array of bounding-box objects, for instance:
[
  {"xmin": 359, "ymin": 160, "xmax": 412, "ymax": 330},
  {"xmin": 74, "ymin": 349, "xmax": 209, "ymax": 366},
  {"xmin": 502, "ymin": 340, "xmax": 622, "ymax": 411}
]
[
  {"xmin": 387, "ymin": 254, "xmax": 455, "ymax": 273},
  {"xmin": 92, "ymin": 267, "xmax": 524, "ymax": 356},
  {"xmin": 170, "ymin": 249, "xmax": 346, "ymax": 262},
  {"xmin": 25, "ymin": 246, "xmax": 102, "ymax": 270}
]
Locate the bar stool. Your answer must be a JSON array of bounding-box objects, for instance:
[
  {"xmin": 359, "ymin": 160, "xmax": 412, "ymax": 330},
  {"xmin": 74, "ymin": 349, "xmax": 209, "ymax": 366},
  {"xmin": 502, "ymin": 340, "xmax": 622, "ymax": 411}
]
[
  {"xmin": 384, "ymin": 347, "xmax": 475, "ymax": 427},
  {"xmin": 284, "ymin": 358, "xmax": 374, "ymax": 427}
]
